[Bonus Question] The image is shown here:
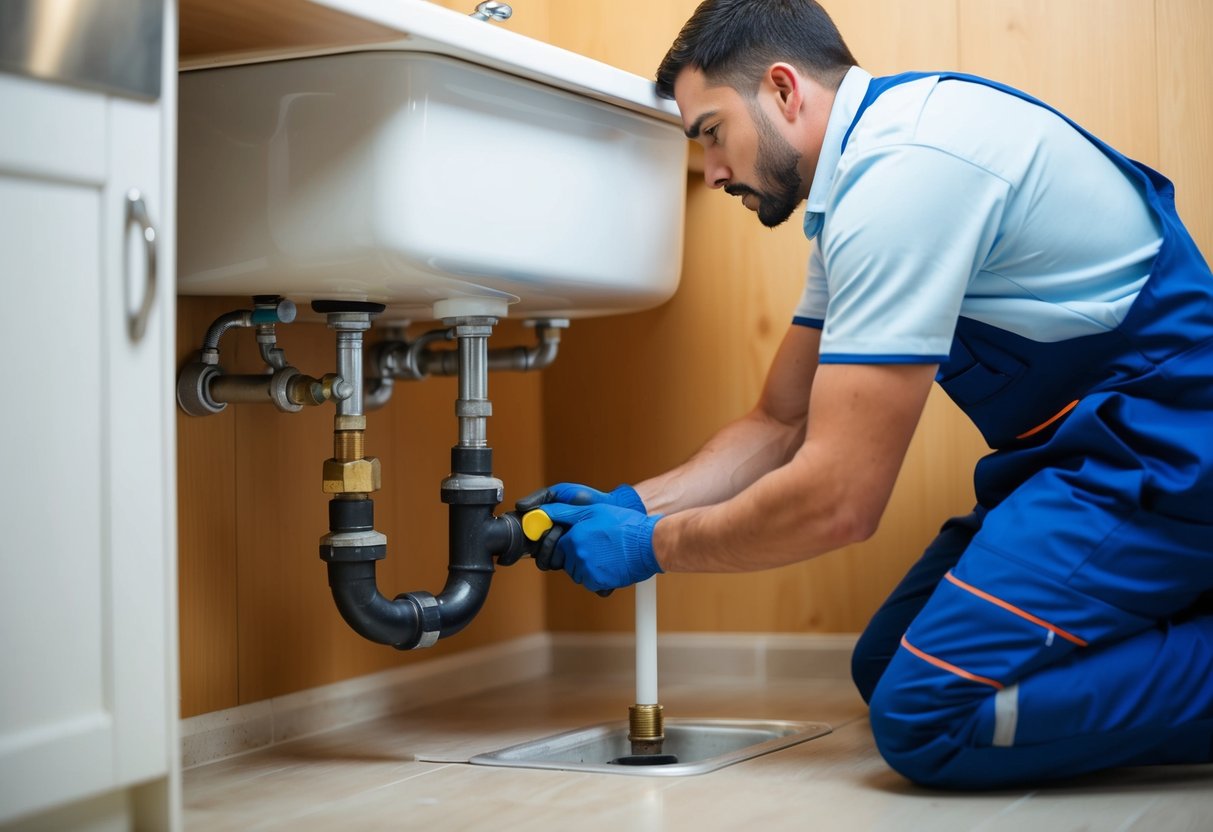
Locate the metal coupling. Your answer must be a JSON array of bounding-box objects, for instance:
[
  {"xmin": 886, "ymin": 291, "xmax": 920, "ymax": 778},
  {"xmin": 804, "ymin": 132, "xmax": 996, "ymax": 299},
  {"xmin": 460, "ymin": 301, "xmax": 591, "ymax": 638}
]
[
  {"xmin": 628, "ymin": 704, "xmax": 665, "ymax": 756},
  {"xmin": 177, "ymin": 361, "xmax": 226, "ymax": 416},
  {"xmin": 324, "ymin": 411, "xmax": 381, "ymax": 494},
  {"xmin": 305, "ymin": 373, "xmax": 350, "ymax": 406}
]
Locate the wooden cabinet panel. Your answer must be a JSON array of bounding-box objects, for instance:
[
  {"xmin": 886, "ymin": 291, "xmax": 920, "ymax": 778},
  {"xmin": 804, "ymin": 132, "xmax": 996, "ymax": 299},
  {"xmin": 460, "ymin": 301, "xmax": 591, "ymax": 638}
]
[
  {"xmin": 1156, "ymin": 0, "xmax": 1213, "ymax": 257},
  {"xmin": 179, "ymin": 0, "xmax": 554, "ymax": 62},
  {"xmin": 548, "ymin": 0, "xmax": 698, "ymax": 78},
  {"xmin": 822, "ymin": 0, "xmax": 959, "ymax": 75},
  {"xmin": 957, "ymin": 0, "xmax": 1159, "ymax": 165},
  {"xmin": 176, "ymin": 298, "xmax": 241, "ymax": 718},
  {"xmin": 179, "ymin": 0, "xmax": 401, "ymax": 61}
]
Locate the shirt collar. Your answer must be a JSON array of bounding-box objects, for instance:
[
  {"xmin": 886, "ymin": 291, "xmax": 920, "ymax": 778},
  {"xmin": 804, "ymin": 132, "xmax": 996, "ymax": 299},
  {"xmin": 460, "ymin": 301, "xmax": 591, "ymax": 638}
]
[{"xmin": 803, "ymin": 65, "xmax": 872, "ymax": 239}]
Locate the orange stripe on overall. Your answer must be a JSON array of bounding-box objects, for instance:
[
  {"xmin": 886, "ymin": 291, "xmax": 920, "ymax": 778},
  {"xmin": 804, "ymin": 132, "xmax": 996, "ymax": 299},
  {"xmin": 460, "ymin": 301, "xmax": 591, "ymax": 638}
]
[
  {"xmin": 945, "ymin": 572, "xmax": 1089, "ymax": 647},
  {"xmin": 899, "ymin": 636, "xmax": 1005, "ymax": 690},
  {"xmin": 1016, "ymin": 399, "xmax": 1080, "ymax": 440}
]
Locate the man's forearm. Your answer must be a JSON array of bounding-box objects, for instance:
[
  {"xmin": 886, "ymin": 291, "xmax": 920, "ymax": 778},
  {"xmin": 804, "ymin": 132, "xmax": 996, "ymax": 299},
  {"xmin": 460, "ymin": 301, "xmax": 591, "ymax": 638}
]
[
  {"xmin": 650, "ymin": 437, "xmax": 877, "ymax": 573},
  {"xmin": 649, "ymin": 363, "xmax": 938, "ymax": 575},
  {"xmin": 635, "ymin": 408, "xmax": 806, "ymax": 516}
]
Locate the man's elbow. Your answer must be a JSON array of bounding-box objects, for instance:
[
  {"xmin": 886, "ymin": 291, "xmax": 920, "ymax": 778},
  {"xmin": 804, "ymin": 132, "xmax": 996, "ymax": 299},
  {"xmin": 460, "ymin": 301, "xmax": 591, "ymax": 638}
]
[{"xmin": 825, "ymin": 502, "xmax": 882, "ymax": 548}]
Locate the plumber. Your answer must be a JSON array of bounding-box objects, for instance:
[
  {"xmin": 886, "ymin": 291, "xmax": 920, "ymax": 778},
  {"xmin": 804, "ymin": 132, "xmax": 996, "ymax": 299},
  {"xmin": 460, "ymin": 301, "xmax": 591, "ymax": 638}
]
[{"xmin": 518, "ymin": 0, "xmax": 1213, "ymax": 791}]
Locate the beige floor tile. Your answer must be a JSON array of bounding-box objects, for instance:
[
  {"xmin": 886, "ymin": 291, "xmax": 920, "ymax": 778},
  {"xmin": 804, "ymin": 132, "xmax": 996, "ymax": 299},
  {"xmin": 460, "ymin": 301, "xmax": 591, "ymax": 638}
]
[{"xmin": 184, "ymin": 670, "xmax": 1213, "ymax": 832}]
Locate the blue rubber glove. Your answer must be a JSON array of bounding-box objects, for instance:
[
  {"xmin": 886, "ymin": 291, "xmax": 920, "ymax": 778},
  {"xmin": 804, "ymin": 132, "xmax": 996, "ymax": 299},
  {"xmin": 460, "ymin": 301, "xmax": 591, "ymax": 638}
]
[
  {"xmin": 516, "ymin": 482, "xmax": 646, "ymax": 514},
  {"xmin": 540, "ymin": 502, "xmax": 664, "ymax": 592}
]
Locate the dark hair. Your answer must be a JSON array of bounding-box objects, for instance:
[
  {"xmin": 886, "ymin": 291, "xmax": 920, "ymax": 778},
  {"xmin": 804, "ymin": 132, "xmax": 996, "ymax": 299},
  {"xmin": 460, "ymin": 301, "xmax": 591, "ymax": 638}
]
[{"xmin": 655, "ymin": 0, "xmax": 856, "ymax": 100}]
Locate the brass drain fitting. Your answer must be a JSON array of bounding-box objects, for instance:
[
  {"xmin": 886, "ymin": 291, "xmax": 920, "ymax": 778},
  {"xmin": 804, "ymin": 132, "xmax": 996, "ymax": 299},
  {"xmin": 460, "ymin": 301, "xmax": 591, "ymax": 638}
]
[{"xmin": 628, "ymin": 703, "xmax": 665, "ymax": 756}]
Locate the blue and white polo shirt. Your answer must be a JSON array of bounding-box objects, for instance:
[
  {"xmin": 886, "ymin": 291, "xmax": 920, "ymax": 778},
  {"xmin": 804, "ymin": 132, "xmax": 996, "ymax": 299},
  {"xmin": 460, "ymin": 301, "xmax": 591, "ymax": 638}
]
[{"xmin": 793, "ymin": 66, "xmax": 1163, "ymax": 365}]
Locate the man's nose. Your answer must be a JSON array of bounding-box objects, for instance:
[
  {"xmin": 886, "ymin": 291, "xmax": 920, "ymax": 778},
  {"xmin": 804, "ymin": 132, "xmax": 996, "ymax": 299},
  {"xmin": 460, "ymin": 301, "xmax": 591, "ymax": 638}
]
[{"xmin": 703, "ymin": 150, "xmax": 730, "ymax": 189}]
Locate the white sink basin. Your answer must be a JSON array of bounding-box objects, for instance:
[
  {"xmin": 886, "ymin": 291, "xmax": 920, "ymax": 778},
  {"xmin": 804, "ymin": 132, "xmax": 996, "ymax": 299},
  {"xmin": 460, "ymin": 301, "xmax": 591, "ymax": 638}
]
[{"xmin": 177, "ymin": 0, "xmax": 687, "ymax": 321}]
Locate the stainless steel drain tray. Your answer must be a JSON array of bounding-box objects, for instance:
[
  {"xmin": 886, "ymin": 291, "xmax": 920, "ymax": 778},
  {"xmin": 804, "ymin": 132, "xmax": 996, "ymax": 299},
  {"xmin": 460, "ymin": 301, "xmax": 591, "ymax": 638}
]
[{"xmin": 468, "ymin": 718, "xmax": 831, "ymax": 776}]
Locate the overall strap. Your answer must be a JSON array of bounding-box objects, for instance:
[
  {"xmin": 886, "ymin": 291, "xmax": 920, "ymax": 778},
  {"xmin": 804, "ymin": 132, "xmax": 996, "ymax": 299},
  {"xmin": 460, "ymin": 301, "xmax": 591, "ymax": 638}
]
[{"xmin": 838, "ymin": 71, "xmax": 1175, "ymax": 214}]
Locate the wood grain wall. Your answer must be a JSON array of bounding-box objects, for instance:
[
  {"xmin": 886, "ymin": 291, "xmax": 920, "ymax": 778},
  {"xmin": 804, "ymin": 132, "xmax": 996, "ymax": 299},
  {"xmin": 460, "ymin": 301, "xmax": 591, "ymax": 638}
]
[{"xmin": 176, "ymin": 0, "xmax": 1213, "ymax": 716}]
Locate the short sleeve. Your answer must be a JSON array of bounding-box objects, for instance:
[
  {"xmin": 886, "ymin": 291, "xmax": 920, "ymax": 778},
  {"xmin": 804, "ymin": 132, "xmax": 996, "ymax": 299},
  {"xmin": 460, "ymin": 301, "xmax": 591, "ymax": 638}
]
[
  {"xmin": 792, "ymin": 243, "xmax": 828, "ymax": 329},
  {"xmin": 816, "ymin": 143, "xmax": 1010, "ymax": 364}
]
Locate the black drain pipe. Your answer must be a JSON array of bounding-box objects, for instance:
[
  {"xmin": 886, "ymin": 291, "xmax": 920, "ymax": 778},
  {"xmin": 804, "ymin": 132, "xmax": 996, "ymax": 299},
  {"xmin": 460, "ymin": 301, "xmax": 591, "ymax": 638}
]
[
  {"xmin": 317, "ymin": 303, "xmax": 529, "ymax": 650},
  {"xmin": 321, "ymin": 453, "xmax": 527, "ymax": 650}
]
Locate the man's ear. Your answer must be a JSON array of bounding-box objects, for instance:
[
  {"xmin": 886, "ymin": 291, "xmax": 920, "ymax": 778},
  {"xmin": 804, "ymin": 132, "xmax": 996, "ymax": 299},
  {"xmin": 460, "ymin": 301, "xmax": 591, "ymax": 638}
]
[{"xmin": 766, "ymin": 63, "xmax": 804, "ymax": 122}]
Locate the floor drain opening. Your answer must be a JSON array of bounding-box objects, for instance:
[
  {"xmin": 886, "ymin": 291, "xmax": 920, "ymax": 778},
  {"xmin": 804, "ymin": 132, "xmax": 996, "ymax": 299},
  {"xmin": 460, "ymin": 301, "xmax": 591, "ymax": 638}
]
[{"xmin": 608, "ymin": 754, "xmax": 680, "ymax": 766}]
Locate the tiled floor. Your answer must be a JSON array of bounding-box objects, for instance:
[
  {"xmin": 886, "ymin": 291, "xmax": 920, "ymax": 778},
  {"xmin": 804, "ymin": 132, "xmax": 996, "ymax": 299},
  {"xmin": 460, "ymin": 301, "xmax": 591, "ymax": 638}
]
[{"xmin": 184, "ymin": 668, "xmax": 1213, "ymax": 831}]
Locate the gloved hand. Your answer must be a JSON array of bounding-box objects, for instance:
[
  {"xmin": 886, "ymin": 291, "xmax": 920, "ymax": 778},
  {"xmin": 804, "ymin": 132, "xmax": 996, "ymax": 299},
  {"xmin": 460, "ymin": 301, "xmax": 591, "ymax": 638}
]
[
  {"xmin": 515, "ymin": 483, "xmax": 647, "ymax": 572},
  {"xmin": 539, "ymin": 502, "xmax": 663, "ymax": 593},
  {"xmin": 516, "ymin": 482, "xmax": 646, "ymax": 514}
]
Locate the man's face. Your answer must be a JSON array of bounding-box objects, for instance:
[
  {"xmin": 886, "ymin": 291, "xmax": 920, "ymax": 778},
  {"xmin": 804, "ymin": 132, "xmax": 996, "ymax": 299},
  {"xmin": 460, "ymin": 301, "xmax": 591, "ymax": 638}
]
[{"xmin": 674, "ymin": 67, "xmax": 807, "ymax": 228}]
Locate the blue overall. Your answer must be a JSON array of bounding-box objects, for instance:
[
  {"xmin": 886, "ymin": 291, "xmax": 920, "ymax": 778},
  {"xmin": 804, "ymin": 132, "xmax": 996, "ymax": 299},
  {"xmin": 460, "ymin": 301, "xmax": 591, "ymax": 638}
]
[{"xmin": 846, "ymin": 74, "xmax": 1213, "ymax": 788}]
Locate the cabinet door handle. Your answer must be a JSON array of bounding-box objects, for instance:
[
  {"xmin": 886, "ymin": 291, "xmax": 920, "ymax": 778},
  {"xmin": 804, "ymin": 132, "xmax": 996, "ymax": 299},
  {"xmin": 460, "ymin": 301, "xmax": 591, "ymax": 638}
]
[{"xmin": 125, "ymin": 189, "xmax": 158, "ymax": 342}]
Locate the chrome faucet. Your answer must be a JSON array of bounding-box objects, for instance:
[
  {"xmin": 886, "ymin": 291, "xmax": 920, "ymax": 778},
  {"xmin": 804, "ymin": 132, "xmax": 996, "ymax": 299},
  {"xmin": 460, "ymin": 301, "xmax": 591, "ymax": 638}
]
[{"xmin": 469, "ymin": 1, "xmax": 512, "ymax": 22}]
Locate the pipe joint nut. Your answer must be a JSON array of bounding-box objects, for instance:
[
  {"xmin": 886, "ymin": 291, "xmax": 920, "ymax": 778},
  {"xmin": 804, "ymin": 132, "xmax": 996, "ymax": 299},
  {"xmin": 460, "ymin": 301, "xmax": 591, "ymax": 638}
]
[
  {"xmin": 396, "ymin": 592, "xmax": 441, "ymax": 649},
  {"xmin": 441, "ymin": 474, "xmax": 503, "ymax": 505},
  {"xmin": 455, "ymin": 400, "xmax": 492, "ymax": 418},
  {"xmin": 268, "ymin": 367, "xmax": 305, "ymax": 413},
  {"xmin": 177, "ymin": 362, "xmax": 226, "ymax": 416},
  {"xmin": 319, "ymin": 539, "xmax": 387, "ymax": 562},
  {"xmin": 323, "ymin": 457, "xmax": 382, "ymax": 494},
  {"xmin": 334, "ymin": 414, "xmax": 367, "ymax": 432}
]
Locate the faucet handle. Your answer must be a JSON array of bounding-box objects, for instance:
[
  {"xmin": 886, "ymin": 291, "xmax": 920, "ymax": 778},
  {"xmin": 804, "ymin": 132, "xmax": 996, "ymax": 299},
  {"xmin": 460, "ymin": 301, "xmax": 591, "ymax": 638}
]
[{"xmin": 469, "ymin": 1, "xmax": 512, "ymax": 22}]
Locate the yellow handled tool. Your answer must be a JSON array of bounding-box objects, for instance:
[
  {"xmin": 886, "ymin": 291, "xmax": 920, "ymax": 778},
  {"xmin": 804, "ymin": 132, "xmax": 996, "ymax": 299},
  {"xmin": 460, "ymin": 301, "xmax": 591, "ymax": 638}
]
[
  {"xmin": 521, "ymin": 509, "xmax": 553, "ymax": 542},
  {"xmin": 520, "ymin": 508, "xmax": 612, "ymax": 597}
]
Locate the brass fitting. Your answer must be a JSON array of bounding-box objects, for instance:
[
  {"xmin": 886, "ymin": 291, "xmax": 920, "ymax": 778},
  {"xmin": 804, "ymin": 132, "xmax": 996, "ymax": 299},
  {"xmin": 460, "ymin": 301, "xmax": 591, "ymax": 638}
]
[
  {"xmin": 324, "ymin": 414, "xmax": 379, "ymax": 494},
  {"xmin": 322, "ymin": 457, "xmax": 381, "ymax": 494},
  {"xmin": 287, "ymin": 372, "xmax": 346, "ymax": 408},
  {"xmin": 628, "ymin": 704, "xmax": 665, "ymax": 756},
  {"xmin": 334, "ymin": 414, "xmax": 367, "ymax": 432},
  {"xmin": 286, "ymin": 374, "xmax": 327, "ymax": 407},
  {"xmin": 333, "ymin": 430, "xmax": 365, "ymax": 460}
]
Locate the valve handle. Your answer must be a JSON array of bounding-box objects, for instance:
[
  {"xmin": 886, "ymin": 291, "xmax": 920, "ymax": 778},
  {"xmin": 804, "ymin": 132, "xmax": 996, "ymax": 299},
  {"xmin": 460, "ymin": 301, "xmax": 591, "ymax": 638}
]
[
  {"xmin": 521, "ymin": 509, "xmax": 612, "ymax": 597},
  {"xmin": 521, "ymin": 509, "xmax": 554, "ymax": 541}
]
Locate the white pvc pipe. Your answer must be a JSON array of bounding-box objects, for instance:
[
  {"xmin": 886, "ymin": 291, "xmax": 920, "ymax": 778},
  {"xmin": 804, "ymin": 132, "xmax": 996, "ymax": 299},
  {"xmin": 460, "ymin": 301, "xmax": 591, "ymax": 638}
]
[{"xmin": 635, "ymin": 576, "xmax": 658, "ymax": 705}]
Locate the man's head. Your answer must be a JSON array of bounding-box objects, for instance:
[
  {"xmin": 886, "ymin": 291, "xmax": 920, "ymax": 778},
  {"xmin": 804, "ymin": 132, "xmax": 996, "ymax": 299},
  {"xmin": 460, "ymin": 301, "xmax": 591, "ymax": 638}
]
[{"xmin": 657, "ymin": 0, "xmax": 855, "ymax": 227}]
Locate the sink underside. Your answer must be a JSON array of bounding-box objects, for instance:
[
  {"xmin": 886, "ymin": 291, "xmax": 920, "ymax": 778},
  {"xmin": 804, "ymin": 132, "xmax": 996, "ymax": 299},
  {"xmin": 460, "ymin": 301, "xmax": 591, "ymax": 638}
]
[
  {"xmin": 177, "ymin": 51, "xmax": 687, "ymax": 322},
  {"xmin": 467, "ymin": 718, "xmax": 832, "ymax": 777}
]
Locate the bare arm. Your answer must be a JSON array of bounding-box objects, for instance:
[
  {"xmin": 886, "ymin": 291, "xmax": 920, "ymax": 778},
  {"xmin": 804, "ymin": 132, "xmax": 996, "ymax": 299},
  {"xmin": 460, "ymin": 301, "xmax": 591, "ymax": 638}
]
[
  {"xmin": 635, "ymin": 325, "xmax": 822, "ymax": 515},
  {"xmin": 651, "ymin": 361, "xmax": 937, "ymax": 573}
]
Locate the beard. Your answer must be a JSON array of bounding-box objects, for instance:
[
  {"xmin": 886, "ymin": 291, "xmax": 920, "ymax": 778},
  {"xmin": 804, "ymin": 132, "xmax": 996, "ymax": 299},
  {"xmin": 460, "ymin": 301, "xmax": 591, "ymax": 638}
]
[{"xmin": 724, "ymin": 109, "xmax": 804, "ymax": 228}]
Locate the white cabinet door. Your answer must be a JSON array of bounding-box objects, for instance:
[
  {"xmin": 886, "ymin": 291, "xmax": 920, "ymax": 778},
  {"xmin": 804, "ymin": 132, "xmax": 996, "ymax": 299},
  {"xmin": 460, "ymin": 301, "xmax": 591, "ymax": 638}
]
[
  {"xmin": 0, "ymin": 76, "xmax": 120, "ymax": 821},
  {"xmin": 0, "ymin": 55, "xmax": 177, "ymax": 832}
]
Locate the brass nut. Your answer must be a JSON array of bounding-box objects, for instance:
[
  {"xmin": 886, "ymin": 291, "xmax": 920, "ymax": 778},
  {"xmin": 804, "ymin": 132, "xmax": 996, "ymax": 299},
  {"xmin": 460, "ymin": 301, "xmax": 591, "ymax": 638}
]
[
  {"xmin": 322, "ymin": 457, "xmax": 381, "ymax": 494},
  {"xmin": 334, "ymin": 414, "xmax": 367, "ymax": 432}
]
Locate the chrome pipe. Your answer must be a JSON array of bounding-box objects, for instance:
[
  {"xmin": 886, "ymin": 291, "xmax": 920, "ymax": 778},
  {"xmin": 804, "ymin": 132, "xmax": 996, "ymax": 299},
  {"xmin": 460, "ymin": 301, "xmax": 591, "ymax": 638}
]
[{"xmin": 454, "ymin": 321, "xmax": 493, "ymax": 448}]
